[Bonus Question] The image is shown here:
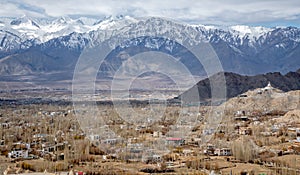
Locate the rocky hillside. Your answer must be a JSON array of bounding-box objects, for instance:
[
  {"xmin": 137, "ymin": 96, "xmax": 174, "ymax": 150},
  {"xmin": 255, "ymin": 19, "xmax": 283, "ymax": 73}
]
[
  {"xmin": 178, "ymin": 69, "xmax": 300, "ymax": 102},
  {"xmin": 224, "ymin": 87, "xmax": 300, "ymax": 113}
]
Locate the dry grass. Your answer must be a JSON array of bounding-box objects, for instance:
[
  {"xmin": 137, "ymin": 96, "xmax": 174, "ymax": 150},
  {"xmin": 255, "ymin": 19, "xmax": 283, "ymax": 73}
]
[
  {"xmin": 221, "ymin": 163, "xmax": 272, "ymax": 175},
  {"xmin": 268, "ymin": 155, "xmax": 300, "ymax": 169}
]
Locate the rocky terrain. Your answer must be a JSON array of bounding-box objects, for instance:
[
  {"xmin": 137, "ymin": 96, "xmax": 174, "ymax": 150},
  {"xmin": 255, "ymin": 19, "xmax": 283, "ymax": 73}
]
[
  {"xmin": 179, "ymin": 68, "xmax": 300, "ymax": 102},
  {"xmin": 223, "ymin": 85, "xmax": 300, "ymax": 113}
]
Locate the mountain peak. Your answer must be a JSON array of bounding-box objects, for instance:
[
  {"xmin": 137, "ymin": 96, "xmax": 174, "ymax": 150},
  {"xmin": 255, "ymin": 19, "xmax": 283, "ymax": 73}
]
[
  {"xmin": 10, "ymin": 16, "xmax": 40, "ymax": 29},
  {"xmin": 53, "ymin": 16, "xmax": 73, "ymax": 24},
  {"xmin": 229, "ymin": 25, "xmax": 271, "ymax": 40}
]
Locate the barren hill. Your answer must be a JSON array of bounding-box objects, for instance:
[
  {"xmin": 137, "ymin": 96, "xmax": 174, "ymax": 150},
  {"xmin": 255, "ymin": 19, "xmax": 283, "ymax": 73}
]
[{"xmin": 178, "ymin": 69, "xmax": 300, "ymax": 103}]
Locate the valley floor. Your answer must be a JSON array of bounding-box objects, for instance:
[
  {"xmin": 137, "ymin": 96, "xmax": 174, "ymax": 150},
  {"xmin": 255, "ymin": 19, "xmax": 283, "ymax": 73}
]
[{"xmin": 0, "ymin": 86, "xmax": 300, "ymax": 175}]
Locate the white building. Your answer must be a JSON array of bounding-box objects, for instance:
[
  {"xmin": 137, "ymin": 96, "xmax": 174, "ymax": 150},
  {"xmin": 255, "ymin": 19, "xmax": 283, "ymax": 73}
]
[
  {"xmin": 153, "ymin": 131, "xmax": 162, "ymax": 137},
  {"xmin": 8, "ymin": 143, "xmax": 30, "ymax": 159},
  {"xmin": 215, "ymin": 148, "xmax": 232, "ymax": 156},
  {"xmin": 262, "ymin": 82, "xmax": 273, "ymax": 91},
  {"xmin": 88, "ymin": 134, "xmax": 100, "ymax": 141},
  {"xmin": 8, "ymin": 149, "xmax": 28, "ymax": 159},
  {"xmin": 101, "ymin": 138, "xmax": 117, "ymax": 145}
]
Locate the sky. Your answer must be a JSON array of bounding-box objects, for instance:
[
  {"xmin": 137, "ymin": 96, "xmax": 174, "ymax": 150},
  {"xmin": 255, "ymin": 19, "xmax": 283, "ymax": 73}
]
[{"xmin": 1, "ymin": 0, "xmax": 300, "ymax": 27}]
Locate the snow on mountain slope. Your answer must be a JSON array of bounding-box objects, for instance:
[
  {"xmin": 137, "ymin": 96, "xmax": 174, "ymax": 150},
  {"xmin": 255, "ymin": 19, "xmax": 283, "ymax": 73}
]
[
  {"xmin": 230, "ymin": 25, "xmax": 272, "ymax": 40},
  {"xmin": 91, "ymin": 15, "xmax": 138, "ymax": 30},
  {"xmin": 0, "ymin": 16, "xmax": 300, "ymax": 77},
  {"xmin": 0, "ymin": 16, "xmax": 299, "ymax": 53},
  {"xmin": 0, "ymin": 15, "xmax": 139, "ymax": 44},
  {"xmin": 1, "ymin": 15, "xmax": 282, "ymax": 47}
]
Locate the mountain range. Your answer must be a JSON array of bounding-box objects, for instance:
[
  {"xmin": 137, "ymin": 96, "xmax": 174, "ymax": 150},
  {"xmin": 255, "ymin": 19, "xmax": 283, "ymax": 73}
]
[{"xmin": 0, "ymin": 15, "xmax": 300, "ymax": 88}]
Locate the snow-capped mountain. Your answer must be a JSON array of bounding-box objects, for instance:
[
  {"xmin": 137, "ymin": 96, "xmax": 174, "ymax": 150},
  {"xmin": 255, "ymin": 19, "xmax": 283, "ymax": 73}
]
[
  {"xmin": 0, "ymin": 15, "xmax": 136, "ymax": 46},
  {"xmin": 0, "ymin": 16, "xmax": 299, "ymax": 79}
]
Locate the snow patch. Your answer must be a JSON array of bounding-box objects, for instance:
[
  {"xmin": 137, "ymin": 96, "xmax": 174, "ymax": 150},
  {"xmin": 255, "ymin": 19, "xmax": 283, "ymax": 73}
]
[{"xmin": 229, "ymin": 25, "xmax": 272, "ymax": 41}]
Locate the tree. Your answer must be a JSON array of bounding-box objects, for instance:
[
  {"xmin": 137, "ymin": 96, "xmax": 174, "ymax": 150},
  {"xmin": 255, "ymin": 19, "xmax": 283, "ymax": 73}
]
[{"xmin": 232, "ymin": 136, "xmax": 258, "ymax": 162}]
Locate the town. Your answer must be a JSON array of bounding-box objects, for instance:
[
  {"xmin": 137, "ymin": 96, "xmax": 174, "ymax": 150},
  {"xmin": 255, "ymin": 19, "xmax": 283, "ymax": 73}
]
[{"xmin": 0, "ymin": 83, "xmax": 300, "ymax": 174}]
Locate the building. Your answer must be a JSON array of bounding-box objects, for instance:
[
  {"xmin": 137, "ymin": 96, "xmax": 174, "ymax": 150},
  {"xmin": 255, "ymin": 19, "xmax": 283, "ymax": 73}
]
[
  {"xmin": 8, "ymin": 149, "xmax": 28, "ymax": 159},
  {"xmin": 234, "ymin": 116, "xmax": 249, "ymax": 121},
  {"xmin": 42, "ymin": 142, "xmax": 66, "ymax": 153},
  {"xmin": 166, "ymin": 138, "xmax": 185, "ymax": 146},
  {"xmin": 8, "ymin": 143, "xmax": 30, "ymax": 159},
  {"xmin": 88, "ymin": 134, "xmax": 100, "ymax": 141},
  {"xmin": 203, "ymin": 144, "xmax": 215, "ymax": 155},
  {"xmin": 203, "ymin": 128, "xmax": 215, "ymax": 135},
  {"xmin": 1, "ymin": 122, "xmax": 10, "ymax": 128},
  {"xmin": 238, "ymin": 127, "xmax": 252, "ymax": 135},
  {"xmin": 182, "ymin": 149, "xmax": 193, "ymax": 156},
  {"xmin": 153, "ymin": 131, "xmax": 162, "ymax": 137},
  {"xmin": 142, "ymin": 154, "xmax": 162, "ymax": 163},
  {"xmin": 101, "ymin": 138, "xmax": 117, "ymax": 145},
  {"xmin": 215, "ymin": 148, "xmax": 232, "ymax": 156},
  {"xmin": 262, "ymin": 82, "xmax": 273, "ymax": 91}
]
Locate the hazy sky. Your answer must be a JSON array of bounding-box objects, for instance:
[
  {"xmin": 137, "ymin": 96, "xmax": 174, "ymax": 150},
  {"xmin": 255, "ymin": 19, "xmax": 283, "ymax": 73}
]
[{"xmin": 1, "ymin": 0, "xmax": 300, "ymax": 26}]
